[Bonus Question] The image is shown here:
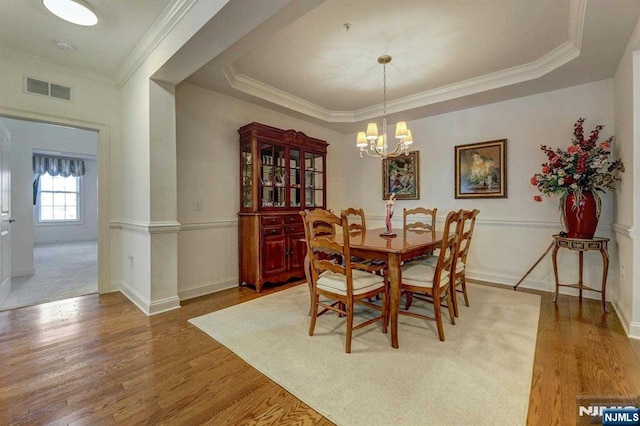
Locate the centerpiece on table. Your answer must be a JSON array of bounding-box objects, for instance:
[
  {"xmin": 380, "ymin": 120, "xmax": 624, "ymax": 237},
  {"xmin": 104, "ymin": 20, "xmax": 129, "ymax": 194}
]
[{"xmin": 530, "ymin": 118, "xmax": 624, "ymax": 239}]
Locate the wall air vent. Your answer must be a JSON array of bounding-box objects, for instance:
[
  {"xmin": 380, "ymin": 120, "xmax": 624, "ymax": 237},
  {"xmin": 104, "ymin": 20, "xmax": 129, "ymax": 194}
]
[{"xmin": 24, "ymin": 77, "xmax": 72, "ymax": 101}]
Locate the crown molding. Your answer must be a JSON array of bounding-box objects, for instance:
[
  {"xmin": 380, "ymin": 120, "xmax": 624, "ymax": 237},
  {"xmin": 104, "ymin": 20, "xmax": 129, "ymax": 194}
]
[
  {"xmin": 223, "ymin": 0, "xmax": 586, "ymax": 123},
  {"xmin": 353, "ymin": 42, "xmax": 581, "ymax": 122},
  {"xmin": 0, "ymin": 45, "xmax": 115, "ymax": 86},
  {"xmin": 224, "ymin": 65, "xmax": 358, "ymax": 123},
  {"xmin": 223, "ymin": 65, "xmax": 343, "ymax": 122},
  {"xmin": 569, "ymin": 0, "xmax": 587, "ymax": 50},
  {"xmin": 115, "ymin": 0, "xmax": 198, "ymax": 87}
]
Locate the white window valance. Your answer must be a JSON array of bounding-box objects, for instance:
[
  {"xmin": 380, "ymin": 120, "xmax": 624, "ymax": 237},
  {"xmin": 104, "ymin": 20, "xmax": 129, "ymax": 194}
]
[{"xmin": 33, "ymin": 154, "xmax": 86, "ymax": 177}]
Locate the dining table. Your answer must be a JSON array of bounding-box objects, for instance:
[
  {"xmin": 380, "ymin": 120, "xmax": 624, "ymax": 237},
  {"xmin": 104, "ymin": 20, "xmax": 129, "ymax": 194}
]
[{"xmin": 304, "ymin": 227, "xmax": 444, "ymax": 349}]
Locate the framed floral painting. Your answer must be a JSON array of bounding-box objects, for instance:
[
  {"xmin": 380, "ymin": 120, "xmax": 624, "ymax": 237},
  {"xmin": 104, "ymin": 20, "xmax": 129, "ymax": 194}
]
[
  {"xmin": 455, "ymin": 139, "xmax": 507, "ymax": 198},
  {"xmin": 382, "ymin": 151, "xmax": 419, "ymax": 200}
]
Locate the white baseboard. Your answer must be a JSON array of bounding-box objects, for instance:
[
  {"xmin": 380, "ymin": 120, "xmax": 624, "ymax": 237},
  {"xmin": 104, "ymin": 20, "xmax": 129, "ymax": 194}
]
[
  {"xmin": 178, "ymin": 278, "xmax": 237, "ymax": 301},
  {"xmin": 113, "ymin": 278, "xmax": 238, "ymax": 311},
  {"xmin": 612, "ymin": 300, "xmax": 640, "ymax": 340},
  {"xmin": 115, "ymin": 279, "xmax": 181, "ymax": 316},
  {"xmin": 469, "ymin": 270, "xmax": 607, "ymax": 301},
  {"xmin": 11, "ymin": 267, "xmax": 35, "ymax": 278},
  {"xmin": 629, "ymin": 322, "xmax": 640, "ymax": 340},
  {"xmin": 149, "ymin": 295, "xmax": 182, "ymax": 316},
  {"xmin": 0, "ymin": 277, "xmax": 10, "ymax": 306}
]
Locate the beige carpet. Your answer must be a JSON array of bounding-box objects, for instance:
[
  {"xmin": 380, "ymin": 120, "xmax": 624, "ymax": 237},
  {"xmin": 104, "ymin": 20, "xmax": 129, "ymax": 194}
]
[
  {"xmin": 189, "ymin": 283, "xmax": 541, "ymax": 426},
  {"xmin": 1, "ymin": 241, "xmax": 97, "ymax": 311}
]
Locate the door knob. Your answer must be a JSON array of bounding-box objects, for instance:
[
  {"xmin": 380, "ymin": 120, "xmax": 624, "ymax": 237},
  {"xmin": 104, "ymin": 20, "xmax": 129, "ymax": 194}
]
[{"xmin": 8, "ymin": 218, "xmax": 16, "ymax": 223}]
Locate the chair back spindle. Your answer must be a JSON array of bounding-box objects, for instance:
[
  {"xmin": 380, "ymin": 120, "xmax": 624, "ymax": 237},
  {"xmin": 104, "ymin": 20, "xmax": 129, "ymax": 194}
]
[{"xmin": 403, "ymin": 207, "xmax": 437, "ymax": 233}]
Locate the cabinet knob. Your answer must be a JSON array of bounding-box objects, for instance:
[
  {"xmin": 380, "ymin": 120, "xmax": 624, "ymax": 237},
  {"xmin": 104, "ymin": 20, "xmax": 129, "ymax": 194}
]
[{"xmin": 271, "ymin": 229, "xmax": 276, "ymax": 234}]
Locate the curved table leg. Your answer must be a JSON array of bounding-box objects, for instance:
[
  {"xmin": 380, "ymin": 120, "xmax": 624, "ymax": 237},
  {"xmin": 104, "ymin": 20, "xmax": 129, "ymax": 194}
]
[
  {"xmin": 552, "ymin": 243, "xmax": 560, "ymax": 304},
  {"xmin": 600, "ymin": 246, "xmax": 609, "ymax": 313}
]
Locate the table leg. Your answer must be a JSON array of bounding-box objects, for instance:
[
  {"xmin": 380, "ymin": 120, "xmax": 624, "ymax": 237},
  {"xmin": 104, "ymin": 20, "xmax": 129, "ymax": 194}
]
[
  {"xmin": 578, "ymin": 251, "xmax": 584, "ymax": 302},
  {"xmin": 552, "ymin": 243, "xmax": 560, "ymax": 304},
  {"xmin": 388, "ymin": 252, "xmax": 401, "ymax": 349},
  {"xmin": 600, "ymin": 246, "xmax": 609, "ymax": 313}
]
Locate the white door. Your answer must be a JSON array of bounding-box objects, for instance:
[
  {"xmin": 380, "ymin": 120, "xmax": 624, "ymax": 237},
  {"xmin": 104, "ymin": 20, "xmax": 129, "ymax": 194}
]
[{"xmin": 0, "ymin": 120, "xmax": 11, "ymax": 306}]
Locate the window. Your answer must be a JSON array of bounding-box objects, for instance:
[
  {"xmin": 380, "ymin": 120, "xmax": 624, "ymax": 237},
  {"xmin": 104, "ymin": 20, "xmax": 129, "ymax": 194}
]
[{"xmin": 39, "ymin": 174, "xmax": 80, "ymax": 222}]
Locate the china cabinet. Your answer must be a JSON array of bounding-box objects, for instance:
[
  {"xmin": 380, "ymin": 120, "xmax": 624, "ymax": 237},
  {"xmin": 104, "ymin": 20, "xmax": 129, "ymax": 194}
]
[{"xmin": 238, "ymin": 122, "xmax": 328, "ymax": 292}]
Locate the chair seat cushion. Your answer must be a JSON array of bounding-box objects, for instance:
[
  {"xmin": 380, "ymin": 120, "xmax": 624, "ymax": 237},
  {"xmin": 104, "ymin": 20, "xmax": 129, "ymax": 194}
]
[
  {"xmin": 317, "ymin": 269, "xmax": 385, "ymax": 295},
  {"xmin": 401, "ymin": 262, "xmax": 450, "ymax": 289},
  {"xmin": 419, "ymin": 255, "xmax": 465, "ymax": 273}
]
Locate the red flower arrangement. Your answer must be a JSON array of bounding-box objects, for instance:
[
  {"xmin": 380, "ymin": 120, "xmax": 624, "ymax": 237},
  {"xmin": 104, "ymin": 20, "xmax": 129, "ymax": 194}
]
[{"xmin": 531, "ymin": 118, "xmax": 624, "ymax": 211}]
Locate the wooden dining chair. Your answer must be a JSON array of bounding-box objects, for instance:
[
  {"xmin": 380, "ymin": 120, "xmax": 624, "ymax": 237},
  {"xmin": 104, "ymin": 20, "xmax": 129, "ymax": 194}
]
[
  {"xmin": 341, "ymin": 207, "xmax": 386, "ymax": 272},
  {"xmin": 450, "ymin": 209, "xmax": 480, "ymax": 317},
  {"xmin": 302, "ymin": 209, "xmax": 388, "ymax": 353},
  {"xmin": 408, "ymin": 209, "xmax": 480, "ymax": 317},
  {"xmin": 301, "ymin": 209, "xmax": 338, "ymax": 316},
  {"xmin": 399, "ymin": 210, "xmax": 461, "ymax": 341},
  {"xmin": 403, "ymin": 207, "xmax": 437, "ymax": 232},
  {"xmin": 341, "ymin": 207, "xmax": 366, "ymax": 233},
  {"xmin": 403, "ymin": 207, "xmax": 438, "ymax": 261}
]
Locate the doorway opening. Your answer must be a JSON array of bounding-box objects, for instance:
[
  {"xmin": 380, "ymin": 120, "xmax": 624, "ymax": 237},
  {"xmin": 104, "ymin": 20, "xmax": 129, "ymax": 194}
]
[{"xmin": 0, "ymin": 110, "xmax": 109, "ymax": 310}]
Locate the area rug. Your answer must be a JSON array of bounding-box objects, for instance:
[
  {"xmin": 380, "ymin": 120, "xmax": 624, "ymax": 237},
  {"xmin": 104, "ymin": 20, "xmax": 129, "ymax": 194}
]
[{"xmin": 189, "ymin": 283, "xmax": 541, "ymax": 425}]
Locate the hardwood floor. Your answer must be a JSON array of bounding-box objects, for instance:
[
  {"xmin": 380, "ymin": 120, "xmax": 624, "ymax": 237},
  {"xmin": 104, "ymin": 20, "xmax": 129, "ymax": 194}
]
[
  {"xmin": 0, "ymin": 281, "xmax": 638, "ymax": 425},
  {"xmin": 526, "ymin": 291, "xmax": 640, "ymax": 425}
]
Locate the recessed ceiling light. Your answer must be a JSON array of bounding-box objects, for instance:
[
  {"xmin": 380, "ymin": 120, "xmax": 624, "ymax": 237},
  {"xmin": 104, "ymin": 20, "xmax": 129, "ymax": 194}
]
[
  {"xmin": 55, "ymin": 41, "xmax": 75, "ymax": 51},
  {"xmin": 42, "ymin": 0, "xmax": 98, "ymax": 26}
]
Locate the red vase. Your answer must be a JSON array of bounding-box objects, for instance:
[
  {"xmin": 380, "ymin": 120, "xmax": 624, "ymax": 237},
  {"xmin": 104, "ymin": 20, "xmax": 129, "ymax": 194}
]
[{"xmin": 563, "ymin": 191, "xmax": 599, "ymax": 239}]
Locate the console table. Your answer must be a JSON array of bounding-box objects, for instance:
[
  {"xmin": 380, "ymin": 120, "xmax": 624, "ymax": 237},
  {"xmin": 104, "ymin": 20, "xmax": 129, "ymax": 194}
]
[{"xmin": 551, "ymin": 234, "xmax": 609, "ymax": 313}]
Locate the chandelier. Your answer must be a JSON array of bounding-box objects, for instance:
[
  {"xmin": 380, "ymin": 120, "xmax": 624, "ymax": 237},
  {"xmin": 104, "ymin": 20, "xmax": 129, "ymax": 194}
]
[{"xmin": 356, "ymin": 55, "xmax": 413, "ymax": 159}]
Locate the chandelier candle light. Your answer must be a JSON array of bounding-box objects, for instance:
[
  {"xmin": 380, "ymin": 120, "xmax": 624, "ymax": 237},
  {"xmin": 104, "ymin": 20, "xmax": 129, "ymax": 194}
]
[{"xmin": 356, "ymin": 55, "xmax": 414, "ymax": 159}]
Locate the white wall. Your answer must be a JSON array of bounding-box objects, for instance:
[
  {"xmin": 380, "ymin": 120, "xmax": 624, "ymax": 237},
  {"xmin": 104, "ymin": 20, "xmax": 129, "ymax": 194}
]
[
  {"xmin": 614, "ymin": 17, "xmax": 640, "ymax": 339},
  {"xmin": 175, "ymin": 82, "xmax": 347, "ymax": 299},
  {"xmin": 343, "ymin": 79, "xmax": 619, "ymax": 298}
]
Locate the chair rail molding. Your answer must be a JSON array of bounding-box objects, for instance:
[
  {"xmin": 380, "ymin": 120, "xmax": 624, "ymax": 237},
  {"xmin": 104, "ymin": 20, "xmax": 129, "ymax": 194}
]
[
  {"xmin": 611, "ymin": 222, "xmax": 633, "ymax": 240},
  {"xmin": 180, "ymin": 219, "xmax": 238, "ymax": 231},
  {"xmin": 370, "ymin": 215, "xmax": 565, "ymax": 230},
  {"xmin": 111, "ymin": 219, "xmax": 181, "ymax": 234}
]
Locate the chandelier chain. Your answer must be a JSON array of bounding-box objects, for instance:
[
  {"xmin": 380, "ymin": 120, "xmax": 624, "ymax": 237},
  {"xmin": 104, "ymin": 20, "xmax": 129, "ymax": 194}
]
[{"xmin": 383, "ymin": 61, "xmax": 387, "ymax": 120}]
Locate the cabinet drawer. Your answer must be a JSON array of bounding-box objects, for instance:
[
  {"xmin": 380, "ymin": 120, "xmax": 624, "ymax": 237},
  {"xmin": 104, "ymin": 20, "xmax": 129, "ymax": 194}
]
[
  {"xmin": 285, "ymin": 225, "xmax": 304, "ymax": 234},
  {"xmin": 262, "ymin": 216, "xmax": 284, "ymax": 226},
  {"xmin": 263, "ymin": 226, "xmax": 283, "ymax": 237},
  {"xmin": 284, "ymin": 214, "xmax": 302, "ymax": 224}
]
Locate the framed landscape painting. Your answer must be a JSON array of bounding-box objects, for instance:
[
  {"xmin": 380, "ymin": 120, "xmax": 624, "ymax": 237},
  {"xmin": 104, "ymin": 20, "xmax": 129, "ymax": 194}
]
[
  {"xmin": 382, "ymin": 151, "xmax": 419, "ymax": 200},
  {"xmin": 455, "ymin": 139, "xmax": 507, "ymax": 199}
]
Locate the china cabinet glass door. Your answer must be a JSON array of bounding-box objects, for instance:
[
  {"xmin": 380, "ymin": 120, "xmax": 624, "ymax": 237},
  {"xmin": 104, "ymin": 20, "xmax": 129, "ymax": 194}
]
[
  {"xmin": 289, "ymin": 149, "xmax": 301, "ymax": 208},
  {"xmin": 304, "ymin": 152, "xmax": 324, "ymax": 208},
  {"xmin": 241, "ymin": 142, "xmax": 252, "ymax": 209},
  {"xmin": 260, "ymin": 143, "xmax": 286, "ymax": 208}
]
